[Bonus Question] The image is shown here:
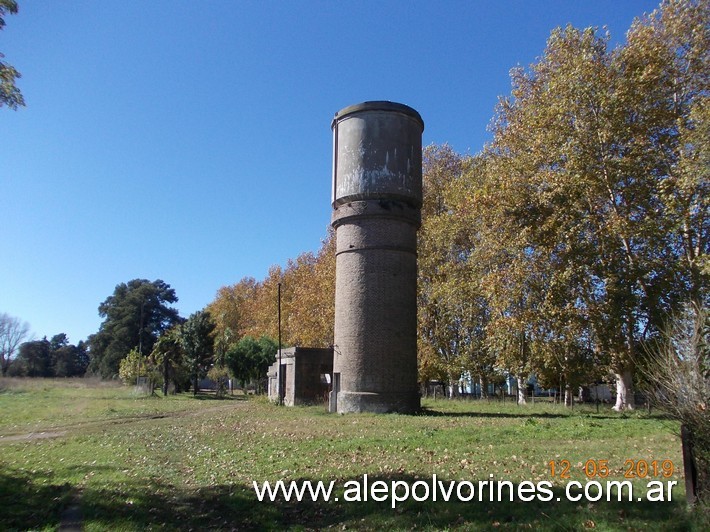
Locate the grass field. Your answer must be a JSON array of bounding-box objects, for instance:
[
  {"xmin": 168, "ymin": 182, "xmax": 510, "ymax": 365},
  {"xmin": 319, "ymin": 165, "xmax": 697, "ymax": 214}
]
[{"xmin": 0, "ymin": 378, "xmax": 701, "ymax": 531}]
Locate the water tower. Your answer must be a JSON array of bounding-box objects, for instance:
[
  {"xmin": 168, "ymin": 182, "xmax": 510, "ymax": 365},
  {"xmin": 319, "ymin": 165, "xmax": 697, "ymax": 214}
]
[{"xmin": 330, "ymin": 101, "xmax": 424, "ymax": 414}]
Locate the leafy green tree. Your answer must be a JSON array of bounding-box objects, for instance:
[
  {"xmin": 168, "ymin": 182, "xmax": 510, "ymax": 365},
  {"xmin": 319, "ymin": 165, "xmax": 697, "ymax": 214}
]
[
  {"xmin": 16, "ymin": 338, "xmax": 51, "ymax": 377},
  {"xmin": 150, "ymin": 326, "xmax": 185, "ymax": 395},
  {"xmin": 51, "ymin": 334, "xmax": 89, "ymax": 377},
  {"xmin": 11, "ymin": 334, "xmax": 89, "ymax": 378},
  {"xmin": 225, "ymin": 335, "xmax": 277, "ymax": 392},
  {"xmin": 88, "ymin": 279, "xmax": 182, "ymax": 378},
  {"xmin": 0, "ymin": 0, "xmax": 24, "ymax": 109},
  {"xmin": 119, "ymin": 347, "xmax": 162, "ymax": 394},
  {"xmin": 118, "ymin": 348, "xmax": 143, "ymax": 385},
  {"xmin": 180, "ymin": 310, "xmax": 215, "ymax": 395},
  {"xmin": 207, "ymin": 365, "xmax": 230, "ymax": 397}
]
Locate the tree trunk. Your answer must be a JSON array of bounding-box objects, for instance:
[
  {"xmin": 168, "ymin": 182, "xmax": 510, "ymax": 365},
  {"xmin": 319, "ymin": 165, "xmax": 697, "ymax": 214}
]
[
  {"xmin": 447, "ymin": 372, "xmax": 458, "ymax": 399},
  {"xmin": 192, "ymin": 359, "xmax": 199, "ymax": 396},
  {"xmin": 612, "ymin": 370, "xmax": 634, "ymax": 411},
  {"xmin": 564, "ymin": 384, "xmax": 573, "ymax": 407},
  {"xmin": 681, "ymin": 424, "xmax": 698, "ymax": 506},
  {"xmin": 517, "ymin": 376, "xmax": 527, "ymax": 405},
  {"xmin": 163, "ymin": 359, "xmax": 169, "ymax": 396},
  {"xmin": 479, "ymin": 375, "xmax": 488, "ymax": 399}
]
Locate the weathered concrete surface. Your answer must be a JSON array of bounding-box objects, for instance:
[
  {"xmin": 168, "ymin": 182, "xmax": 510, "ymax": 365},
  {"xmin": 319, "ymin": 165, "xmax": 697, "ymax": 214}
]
[
  {"xmin": 331, "ymin": 101, "xmax": 423, "ymax": 414},
  {"xmin": 332, "ymin": 101, "xmax": 424, "ymax": 208},
  {"xmin": 267, "ymin": 347, "xmax": 334, "ymax": 406}
]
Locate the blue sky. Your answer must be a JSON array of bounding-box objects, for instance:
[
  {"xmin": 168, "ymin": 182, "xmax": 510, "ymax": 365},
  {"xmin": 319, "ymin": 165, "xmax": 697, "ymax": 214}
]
[{"xmin": 1, "ymin": 0, "xmax": 660, "ymax": 345}]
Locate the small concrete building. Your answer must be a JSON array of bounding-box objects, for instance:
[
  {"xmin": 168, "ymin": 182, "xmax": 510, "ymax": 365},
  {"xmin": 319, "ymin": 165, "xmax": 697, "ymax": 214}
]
[{"xmin": 267, "ymin": 347, "xmax": 334, "ymax": 406}]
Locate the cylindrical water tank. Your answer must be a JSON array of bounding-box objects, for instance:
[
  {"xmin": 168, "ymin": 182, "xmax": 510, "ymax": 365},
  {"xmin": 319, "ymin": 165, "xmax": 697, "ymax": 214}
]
[{"xmin": 332, "ymin": 101, "xmax": 423, "ymax": 208}]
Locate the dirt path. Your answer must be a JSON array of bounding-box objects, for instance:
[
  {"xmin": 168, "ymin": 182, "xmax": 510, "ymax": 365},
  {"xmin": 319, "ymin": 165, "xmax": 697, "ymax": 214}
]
[
  {"xmin": 0, "ymin": 430, "xmax": 67, "ymax": 442},
  {"xmin": 0, "ymin": 402, "xmax": 239, "ymax": 444}
]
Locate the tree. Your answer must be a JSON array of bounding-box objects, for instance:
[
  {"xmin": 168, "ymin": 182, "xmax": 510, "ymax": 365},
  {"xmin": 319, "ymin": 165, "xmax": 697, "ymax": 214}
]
[
  {"xmin": 180, "ymin": 310, "xmax": 215, "ymax": 395},
  {"xmin": 0, "ymin": 312, "xmax": 30, "ymax": 375},
  {"xmin": 88, "ymin": 279, "xmax": 182, "ymax": 378},
  {"xmin": 207, "ymin": 277, "xmax": 258, "ymax": 343},
  {"xmin": 11, "ymin": 334, "xmax": 90, "ymax": 378},
  {"xmin": 150, "ymin": 326, "xmax": 186, "ymax": 395},
  {"xmin": 225, "ymin": 335, "xmax": 277, "ymax": 392},
  {"xmin": 209, "ymin": 232, "xmax": 336, "ymax": 350},
  {"xmin": 242, "ymin": 265, "xmax": 283, "ymax": 341},
  {"xmin": 281, "ymin": 232, "xmax": 336, "ymax": 347},
  {"xmin": 619, "ymin": 0, "xmax": 709, "ymax": 309},
  {"xmin": 52, "ymin": 337, "xmax": 90, "ymax": 378},
  {"xmin": 418, "ymin": 145, "xmax": 473, "ymax": 396},
  {"xmin": 641, "ymin": 304, "xmax": 709, "ymax": 506},
  {"xmin": 118, "ymin": 348, "xmax": 143, "ymax": 385},
  {"xmin": 418, "ymin": 146, "xmax": 497, "ymax": 398},
  {"xmin": 478, "ymin": 0, "xmax": 708, "ymax": 409},
  {"xmin": 480, "ymin": 25, "xmax": 634, "ymax": 408},
  {"xmin": 0, "ymin": 0, "xmax": 24, "ymax": 110},
  {"xmin": 16, "ymin": 338, "xmax": 51, "ymax": 377}
]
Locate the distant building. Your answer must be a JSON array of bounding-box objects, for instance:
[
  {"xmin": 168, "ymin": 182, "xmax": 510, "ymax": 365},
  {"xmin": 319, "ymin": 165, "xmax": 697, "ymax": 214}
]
[{"xmin": 267, "ymin": 347, "xmax": 334, "ymax": 406}]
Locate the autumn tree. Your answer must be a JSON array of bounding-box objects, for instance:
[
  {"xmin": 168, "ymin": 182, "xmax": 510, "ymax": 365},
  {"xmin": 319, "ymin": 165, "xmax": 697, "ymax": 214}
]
[
  {"xmin": 418, "ymin": 145, "xmax": 496, "ymax": 396},
  {"xmin": 479, "ymin": 0, "xmax": 708, "ymax": 409},
  {"xmin": 418, "ymin": 144, "xmax": 466, "ymax": 394},
  {"xmin": 618, "ymin": 0, "xmax": 709, "ymax": 310},
  {"xmin": 207, "ymin": 277, "xmax": 258, "ymax": 343},
  {"xmin": 209, "ymin": 230, "xmax": 335, "ymax": 351},
  {"xmin": 281, "ymin": 232, "xmax": 335, "ymax": 347},
  {"xmin": 240, "ymin": 266, "xmax": 282, "ymax": 341},
  {"xmin": 0, "ymin": 0, "xmax": 24, "ymax": 110}
]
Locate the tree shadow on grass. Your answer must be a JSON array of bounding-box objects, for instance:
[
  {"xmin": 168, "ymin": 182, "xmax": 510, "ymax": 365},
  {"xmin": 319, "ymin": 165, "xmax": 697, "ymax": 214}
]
[
  {"xmin": 418, "ymin": 407, "xmax": 666, "ymax": 422},
  {"xmin": 420, "ymin": 408, "xmax": 568, "ymax": 419},
  {"xmin": 0, "ymin": 468, "xmax": 72, "ymax": 531},
  {"xmin": 0, "ymin": 468, "xmax": 695, "ymax": 531},
  {"xmin": 190, "ymin": 392, "xmax": 248, "ymax": 401},
  {"xmin": 276, "ymin": 474, "xmax": 691, "ymax": 531}
]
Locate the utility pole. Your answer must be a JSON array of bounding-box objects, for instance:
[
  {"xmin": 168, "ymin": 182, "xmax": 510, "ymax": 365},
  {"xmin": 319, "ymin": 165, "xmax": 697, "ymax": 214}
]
[
  {"xmin": 138, "ymin": 301, "xmax": 145, "ymax": 383},
  {"xmin": 278, "ymin": 282, "xmax": 283, "ymax": 405}
]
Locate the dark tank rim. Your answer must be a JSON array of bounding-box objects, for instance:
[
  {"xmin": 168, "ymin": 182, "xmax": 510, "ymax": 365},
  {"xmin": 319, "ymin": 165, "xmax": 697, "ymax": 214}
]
[{"xmin": 332, "ymin": 101, "xmax": 424, "ymax": 130}]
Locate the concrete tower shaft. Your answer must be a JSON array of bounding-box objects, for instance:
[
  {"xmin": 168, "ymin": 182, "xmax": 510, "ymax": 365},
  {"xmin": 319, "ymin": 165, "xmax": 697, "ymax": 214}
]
[{"xmin": 331, "ymin": 101, "xmax": 423, "ymax": 414}]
